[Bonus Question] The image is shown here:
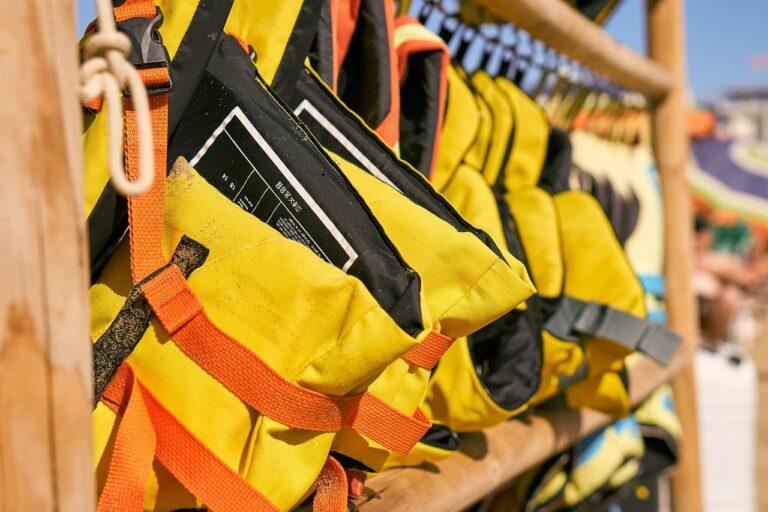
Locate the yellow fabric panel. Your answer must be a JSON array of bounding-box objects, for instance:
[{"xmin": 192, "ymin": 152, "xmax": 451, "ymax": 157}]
[
  {"xmin": 334, "ymin": 153, "xmax": 534, "ymax": 338},
  {"xmin": 555, "ymin": 190, "xmax": 645, "ymax": 416},
  {"xmin": 83, "ymin": 110, "xmax": 110, "ymax": 218},
  {"xmin": 92, "ymin": 159, "xmax": 422, "ymax": 511},
  {"xmin": 535, "ymin": 470, "xmax": 569, "ymax": 507},
  {"xmin": 442, "ymin": 164, "xmax": 510, "ymax": 254},
  {"xmin": 505, "ymin": 187, "xmax": 563, "ymax": 299},
  {"xmin": 442, "ymin": 164, "xmax": 529, "ymax": 312},
  {"xmin": 463, "ymin": 88, "xmax": 493, "ymax": 172},
  {"xmin": 154, "ymin": 0, "xmax": 198, "ymax": 59},
  {"xmin": 224, "ymin": 0, "xmax": 305, "ymax": 84},
  {"xmin": 471, "ymin": 71, "xmax": 513, "ymax": 186},
  {"xmin": 634, "ymin": 385, "xmax": 682, "ymax": 440},
  {"xmin": 530, "ymin": 331, "xmax": 585, "ymax": 405},
  {"xmin": 423, "ymin": 337, "xmax": 524, "ymax": 432},
  {"xmin": 566, "ymin": 370, "xmax": 632, "ymax": 417},
  {"xmin": 432, "ymin": 65, "xmax": 481, "ymax": 191},
  {"xmin": 496, "ymin": 77, "xmax": 549, "ymax": 191}
]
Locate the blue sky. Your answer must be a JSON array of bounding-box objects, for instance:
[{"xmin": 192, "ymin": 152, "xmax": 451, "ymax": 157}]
[
  {"xmin": 604, "ymin": 0, "xmax": 768, "ymax": 102},
  {"xmin": 75, "ymin": 0, "xmax": 767, "ymax": 102}
]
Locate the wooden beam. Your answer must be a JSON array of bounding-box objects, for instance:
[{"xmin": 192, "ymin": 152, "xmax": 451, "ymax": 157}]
[
  {"xmin": 647, "ymin": 0, "xmax": 703, "ymax": 510},
  {"xmin": 0, "ymin": 0, "xmax": 93, "ymax": 510},
  {"xmin": 355, "ymin": 353, "xmax": 694, "ymax": 512},
  {"xmin": 473, "ymin": 0, "xmax": 674, "ymax": 100}
]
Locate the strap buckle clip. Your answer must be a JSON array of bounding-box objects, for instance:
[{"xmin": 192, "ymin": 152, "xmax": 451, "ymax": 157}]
[{"xmin": 119, "ymin": 6, "xmax": 173, "ymax": 96}]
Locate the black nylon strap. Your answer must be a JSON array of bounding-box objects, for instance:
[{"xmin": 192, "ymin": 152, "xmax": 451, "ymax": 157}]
[
  {"xmin": 573, "ymin": 303, "xmax": 681, "ymax": 365},
  {"xmin": 92, "ymin": 236, "xmax": 209, "ymax": 406},
  {"xmin": 557, "ymin": 359, "xmax": 589, "ymax": 389},
  {"xmin": 88, "ymin": 0, "xmax": 234, "ymax": 275},
  {"xmin": 166, "ymin": 0, "xmax": 235, "ymax": 138},
  {"xmin": 543, "ymin": 295, "xmax": 588, "ymax": 343},
  {"xmin": 272, "ymin": 0, "xmax": 324, "ymax": 98},
  {"xmin": 545, "ymin": 297, "xmax": 682, "ymax": 365}
]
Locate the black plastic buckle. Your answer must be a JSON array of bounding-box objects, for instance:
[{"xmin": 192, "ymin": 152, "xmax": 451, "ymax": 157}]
[{"xmin": 118, "ymin": 6, "xmax": 173, "ymax": 96}]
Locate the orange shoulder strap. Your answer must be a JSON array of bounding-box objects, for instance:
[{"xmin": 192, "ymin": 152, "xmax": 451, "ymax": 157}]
[
  {"xmin": 140, "ymin": 263, "xmax": 432, "ymax": 454},
  {"xmin": 97, "ymin": 369, "xmax": 156, "ymax": 512},
  {"xmin": 102, "ymin": 365, "xmax": 281, "ymax": 512},
  {"xmin": 314, "ymin": 456, "xmax": 349, "ymax": 512}
]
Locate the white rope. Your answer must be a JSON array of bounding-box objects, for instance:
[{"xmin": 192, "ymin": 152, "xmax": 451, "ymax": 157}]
[{"xmin": 79, "ymin": 0, "xmax": 155, "ymax": 197}]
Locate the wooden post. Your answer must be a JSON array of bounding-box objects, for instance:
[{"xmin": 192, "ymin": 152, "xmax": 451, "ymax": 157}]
[
  {"xmin": 0, "ymin": 1, "xmax": 93, "ymax": 511},
  {"xmin": 647, "ymin": 0, "xmax": 703, "ymax": 510}
]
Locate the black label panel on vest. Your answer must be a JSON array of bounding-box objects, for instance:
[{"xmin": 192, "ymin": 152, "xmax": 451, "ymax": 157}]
[
  {"xmin": 189, "ymin": 106, "xmax": 358, "ymax": 272},
  {"xmin": 293, "ymin": 99, "xmax": 402, "ymax": 192}
]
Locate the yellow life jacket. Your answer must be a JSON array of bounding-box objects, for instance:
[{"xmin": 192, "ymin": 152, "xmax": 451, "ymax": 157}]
[
  {"xmin": 83, "ymin": 0, "xmax": 326, "ymax": 272},
  {"xmin": 267, "ymin": 57, "xmax": 534, "ymax": 469},
  {"xmin": 421, "ymin": 69, "xmax": 544, "ymax": 431},
  {"xmin": 470, "ymin": 70, "xmax": 514, "ymax": 186},
  {"xmin": 311, "ymin": 0, "xmax": 401, "ymax": 148},
  {"xmin": 92, "ymin": 159, "xmax": 435, "ymax": 511},
  {"xmin": 393, "ymin": 16, "xmax": 450, "ymax": 180},
  {"xmin": 85, "ymin": 8, "xmax": 446, "ymax": 508},
  {"xmin": 326, "ymin": 151, "xmax": 533, "ymax": 468},
  {"xmin": 431, "ymin": 64, "xmax": 481, "ymax": 191},
  {"xmin": 447, "ymin": 73, "xmax": 584, "ymax": 410},
  {"xmin": 462, "ymin": 82, "xmax": 493, "ymax": 173},
  {"xmin": 498, "ymin": 79, "xmax": 680, "ymax": 416}
]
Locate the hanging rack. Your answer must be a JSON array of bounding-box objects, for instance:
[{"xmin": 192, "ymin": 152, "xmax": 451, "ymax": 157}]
[
  {"xmin": 1, "ymin": 0, "xmax": 698, "ymax": 510},
  {"xmin": 352, "ymin": 0, "xmax": 701, "ymax": 510},
  {"xmin": 472, "ymin": 0, "xmax": 674, "ymax": 100}
]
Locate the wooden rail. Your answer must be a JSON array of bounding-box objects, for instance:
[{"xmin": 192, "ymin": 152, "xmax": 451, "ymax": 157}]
[
  {"xmin": 0, "ymin": 0, "xmax": 94, "ymax": 510},
  {"xmin": 355, "ymin": 345, "xmax": 697, "ymax": 512},
  {"xmin": 473, "ymin": 0, "xmax": 674, "ymax": 100}
]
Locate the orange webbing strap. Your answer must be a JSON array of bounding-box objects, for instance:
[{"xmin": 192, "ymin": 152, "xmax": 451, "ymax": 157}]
[
  {"xmin": 313, "ymin": 456, "xmax": 349, "ymax": 512},
  {"xmin": 114, "ymin": 0, "xmax": 156, "ymax": 22},
  {"xmin": 102, "ymin": 366, "xmax": 281, "ymax": 512},
  {"xmin": 403, "ymin": 330, "xmax": 454, "ymax": 369},
  {"xmin": 97, "ymin": 369, "xmax": 156, "ymax": 512},
  {"xmin": 84, "ymin": 96, "xmax": 104, "ymax": 111},
  {"xmin": 347, "ymin": 393, "xmax": 431, "ymax": 456},
  {"xmin": 125, "ymin": 69, "xmax": 170, "ymax": 283},
  {"xmin": 141, "ymin": 264, "xmax": 431, "ymax": 452},
  {"xmin": 140, "ymin": 265, "xmax": 360, "ymax": 431}
]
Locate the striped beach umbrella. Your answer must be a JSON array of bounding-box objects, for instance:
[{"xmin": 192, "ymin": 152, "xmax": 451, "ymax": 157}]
[{"xmin": 689, "ymin": 137, "xmax": 768, "ymax": 224}]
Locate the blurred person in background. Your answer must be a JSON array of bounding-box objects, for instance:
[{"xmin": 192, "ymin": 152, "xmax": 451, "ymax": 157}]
[{"xmin": 693, "ymin": 212, "xmax": 767, "ymax": 343}]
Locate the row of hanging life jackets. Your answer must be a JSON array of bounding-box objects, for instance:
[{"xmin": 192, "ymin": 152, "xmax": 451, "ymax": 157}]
[{"xmin": 82, "ymin": 1, "xmax": 680, "ymax": 510}]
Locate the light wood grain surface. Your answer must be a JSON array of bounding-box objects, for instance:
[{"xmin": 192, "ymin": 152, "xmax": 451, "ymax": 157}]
[{"xmin": 0, "ymin": 0, "xmax": 93, "ymax": 510}]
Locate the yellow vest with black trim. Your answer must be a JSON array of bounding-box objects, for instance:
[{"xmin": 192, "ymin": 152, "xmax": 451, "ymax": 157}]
[
  {"xmin": 329, "ymin": 153, "xmax": 534, "ymax": 466},
  {"xmin": 275, "ymin": 49, "xmax": 534, "ymax": 469},
  {"xmin": 92, "ymin": 160, "xmax": 428, "ymax": 511}
]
